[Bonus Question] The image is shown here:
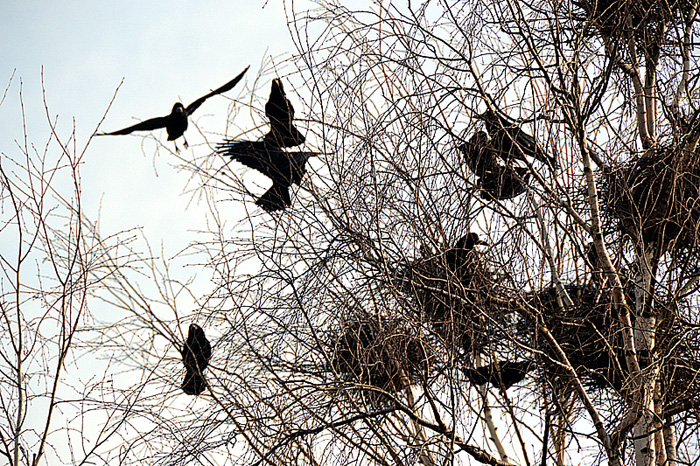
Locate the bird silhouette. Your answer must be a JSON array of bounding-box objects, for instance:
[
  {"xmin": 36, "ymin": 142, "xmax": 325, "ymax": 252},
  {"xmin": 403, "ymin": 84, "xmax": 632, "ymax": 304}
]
[
  {"xmin": 478, "ymin": 164, "xmax": 530, "ymax": 200},
  {"xmin": 460, "ymin": 134, "xmax": 531, "ymax": 200},
  {"xmin": 181, "ymin": 324, "xmax": 212, "ymax": 396},
  {"xmin": 464, "ymin": 360, "xmax": 535, "ymax": 389},
  {"xmin": 99, "ymin": 66, "xmax": 249, "ymax": 152},
  {"xmin": 479, "ymin": 109, "xmax": 556, "ymax": 169},
  {"xmin": 461, "ymin": 131, "xmax": 497, "ymax": 174},
  {"xmin": 445, "ymin": 233, "xmax": 487, "ymax": 271},
  {"xmin": 217, "ymin": 140, "xmax": 319, "ymax": 212},
  {"xmin": 263, "ymin": 78, "xmax": 305, "ymax": 148}
]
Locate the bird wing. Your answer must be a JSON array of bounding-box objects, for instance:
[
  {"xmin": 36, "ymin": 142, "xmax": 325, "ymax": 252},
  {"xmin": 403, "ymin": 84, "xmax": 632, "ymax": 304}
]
[
  {"xmin": 99, "ymin": 115, "xmax": 170, "ymax": 135},
  {"xmin": 217, "ymin": 140, "xmax": 284, "ymax": 179},
  {"xmin": 185, "ymin": 66, "xmax": 250, "ymax": 115}
]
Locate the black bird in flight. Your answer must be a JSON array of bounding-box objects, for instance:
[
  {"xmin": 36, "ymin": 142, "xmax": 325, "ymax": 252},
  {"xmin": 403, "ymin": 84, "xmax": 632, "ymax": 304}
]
[
  {"xmin": 464, "ymin": 360, "xmax": 536, "ymax": 390},
  {"xmin": 217, "ymin": 140, "xmax": 319, "ymax": 212},
  {"xmin": 99, "ymin": 66, "xmax": 249, "ymax": 151},
  {"xmin": 263, "ymin": 78, "xmax": 305, "ymax": 148},
  {"xmin": 479, "ymin": 109, "xmax": 557, "ymax": 169},
  {"xmin": 181, "ymin": 324, "xmax": 212, "ymax": 396}
]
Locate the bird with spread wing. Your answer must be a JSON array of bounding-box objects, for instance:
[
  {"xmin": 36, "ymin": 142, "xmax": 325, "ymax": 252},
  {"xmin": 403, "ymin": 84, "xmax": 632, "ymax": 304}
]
[
  {"xmin": 217, "ymin": 140, "xmax": 319, "ymax": 212},
  {"xmin": 99, "ymin": 66, "xmax": 249, "ymax": 151}
]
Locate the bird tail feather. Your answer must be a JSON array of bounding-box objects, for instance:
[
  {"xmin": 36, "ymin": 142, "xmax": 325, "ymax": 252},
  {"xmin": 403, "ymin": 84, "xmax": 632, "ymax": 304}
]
[
  {"xmin": 182, "ymin": 370, "xmax": 207, "ymax": 395},
  {"xmin": 256, "ymin": 184, "xmax": 292, "ymax": 212}
]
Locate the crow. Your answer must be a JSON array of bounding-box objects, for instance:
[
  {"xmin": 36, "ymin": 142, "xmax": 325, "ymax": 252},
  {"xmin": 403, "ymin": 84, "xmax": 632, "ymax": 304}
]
[
  {"xmin": 464, "ymin": 360, "xmax": 536, "ymax": 390},
  {"xmin": 478, "ymin": 164, "xmax": 530, "ymax": 201},
  {"xmin": 217, "ymin": 140, "xmax": 319, "ymax": 212},
  {"xmin": 479, "ymin": 109, "xmax": 556, "ymax": 169},
  {"xmin": 445, "ymin": 233, "xmax": 487, "ymax": 270},
  {"xmin": 460, "ymin": 133, "xmax": 531, "ymax": 200},
  {"xmin": 181, "ymin": 324, "xmax": 212, "ymax": 396},
  {"xmin": 263, "ymin": 78, "xmax": 305, "ymax": 148},
  {"xmin": 460, "ymin": 131, "xmax": 498, "ymax": 175},
  {"xmin": 99, "ymin": 66, "xmax": 249, "ymax": 152}
]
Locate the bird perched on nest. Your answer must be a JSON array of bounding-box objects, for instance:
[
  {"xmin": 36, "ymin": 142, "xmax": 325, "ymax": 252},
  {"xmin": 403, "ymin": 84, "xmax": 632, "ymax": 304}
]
[
  {"xmin": 99, "ymin": 66, "xmax": 249, "ymax": 152},
  {"xmin": 459, "ymin": 133, "xmax": 531, "ymax": 200},
  {"xmin": 181, "ymin": 324, "xmax": 212, "ymax": 396},
  {"xmin": 263, "ymin": 78, "xmax": 305, "ymax": 148},
  {"xmin": 478, "ymin": 109, "xmax": 556, "ymax": 170},
  {"xmin": 445, "ymin": 232, "xmax": 487, "ymax": 271},
  {"xmin": 464, "ymin": 359, "xmax": 536, "ymax": 390},
  {"xmin": 217, "ymin": 140, "xmax": 320, "ymax": 212}
]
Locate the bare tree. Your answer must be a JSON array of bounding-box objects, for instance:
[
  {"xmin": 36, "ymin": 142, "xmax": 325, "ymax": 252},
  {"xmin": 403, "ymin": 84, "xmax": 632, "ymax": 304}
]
[
  {"xmin": 11, "ymin": 1, "xmax": 699, "ymax": 466},
  {"xmin": 146, "ymin": 1, "xmax": 700, "ymax": 465},
  {"xmin": 0, "ymin": 74, "xmax": 157, "ymax": 466}
]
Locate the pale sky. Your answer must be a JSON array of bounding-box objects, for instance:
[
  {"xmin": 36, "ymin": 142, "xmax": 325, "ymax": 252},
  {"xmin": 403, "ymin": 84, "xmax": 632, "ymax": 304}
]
[{"xmin": 0, "ymin": 0, "xmax": 314, "ymax": 254}]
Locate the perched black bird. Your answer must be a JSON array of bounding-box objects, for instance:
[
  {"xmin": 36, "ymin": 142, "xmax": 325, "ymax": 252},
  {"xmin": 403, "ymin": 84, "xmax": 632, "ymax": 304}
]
[
  {"xmin": 217, "ymin": 140, "xmax": 319, "ymax": 212},
  {"xmin": 99, "ymin": 67, "xmax": 249, "ymax": 151},
  {"xmin": 464, "ymin": 360, "xmax": 536, "ymax": 390},
  {"xmin": 445, "ymin": 232, "xmax": 487, "ymax": 271},
  {"xmin": 460, "ymin": 134, "xmax": 531, "ymax": 200},
  {"xmin": 263, "ymin": 78, "xmax": 305, "ymax": 148},
  {"xmin": 585, "ymin": 242, "xmax": 600, "ymax": 270},
  {"xmin": 479, "ymin": 109, "xmax": 556, "ymax": 169},
  {"xmin": 478, "ymin": 164, "xmax": 530, "ymax": 201},
  {"xmin": 181, "ymin": 324, "xmax": 212, "ymax": 396},
  {"xmin": 460, "ymin": 131, "xmax": 498, "ymax": 174}
]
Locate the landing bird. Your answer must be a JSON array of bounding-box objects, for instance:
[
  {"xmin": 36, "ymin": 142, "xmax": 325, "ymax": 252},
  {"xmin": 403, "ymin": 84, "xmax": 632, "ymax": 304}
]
[
  {"xmin": 479, "ymin": 109, "xmax": 557, "ymax": 169},
  {"xmin": 464, "ymin": 359, "xmax": 536, "ymax": 390},
  {"xmin": 263, "ymin": 78, "xmax": 305, "ymax": 148},
  {"xmin": 217, "ymin": 140, "xmax": 319, "ymax": 212},
  {"xmin": 99, "ymin": 66, "xmax": 249, "ymax": 151},
  {"xmin": 181, "ymin": 324, "xmax": 212, "ymax": 396}
]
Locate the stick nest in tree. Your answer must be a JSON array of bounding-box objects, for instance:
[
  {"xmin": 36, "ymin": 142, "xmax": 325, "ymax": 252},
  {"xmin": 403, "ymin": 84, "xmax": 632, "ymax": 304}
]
[
  {"xmin": 397, "ymin": 244, "xmax": 508, "ymax": 357},
  {"xmin": 331, "ymin": 317, "xmax": 432, "ymax": 399},
  {"xmin": 573, "ymin": 0, "xmax": 691, "ymax": 45},
  {"xmin": 526, "ymin": 282, "xmax": 700, "ymax": 408},
  {"xmin": 601, "ymin": 145, "xmax": 700, "ymax": 254}
]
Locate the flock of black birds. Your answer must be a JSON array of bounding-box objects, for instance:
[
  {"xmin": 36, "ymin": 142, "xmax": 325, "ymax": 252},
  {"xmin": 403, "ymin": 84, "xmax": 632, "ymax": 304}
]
[
  {"xmin": 99, "ymin": 69, "xmax": 552, "ymax": 395},
  {"xmin": 100, "ymin": 69, "xmax": 318, "ymax": 394},
  {"xmin": 100, "ymin": 68, "xmax": 316, "ymax": 214}
]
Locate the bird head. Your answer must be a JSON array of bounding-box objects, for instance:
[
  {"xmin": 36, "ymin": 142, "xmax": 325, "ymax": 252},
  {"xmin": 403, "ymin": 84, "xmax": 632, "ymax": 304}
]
[
  {"xmin": 270, "ymin": 78, "xmax": 285, "ymax": 98},
  {"xmin": 172, "ymin": 102, "xmax": 186, "ymax": 114},
  {"xmin": 456, "ymin": 232, "xmax": 487, "ymax": 250},
  {"xmin": 476, "ymin": 109, "xmax": 496, "ymax": 121},
  {"xmin": 470, "ymin": 131, "xmax": 490, "ymax": 145},
  {"xmin": 188, "ymin": 323, "xmax": 203, "ymax": 336}
]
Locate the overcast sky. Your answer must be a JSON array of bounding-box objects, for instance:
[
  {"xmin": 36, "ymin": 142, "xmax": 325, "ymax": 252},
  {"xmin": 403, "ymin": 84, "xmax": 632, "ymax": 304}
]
[{"xmin": 0, "ymin": 1, "xmax": 315, "ymax": 290}]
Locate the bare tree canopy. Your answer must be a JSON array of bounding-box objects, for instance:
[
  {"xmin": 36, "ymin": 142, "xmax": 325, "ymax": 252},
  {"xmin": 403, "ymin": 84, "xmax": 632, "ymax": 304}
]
[{"xmin": 5, "ymin": 0, "xmax": 700, "ymax": 465}]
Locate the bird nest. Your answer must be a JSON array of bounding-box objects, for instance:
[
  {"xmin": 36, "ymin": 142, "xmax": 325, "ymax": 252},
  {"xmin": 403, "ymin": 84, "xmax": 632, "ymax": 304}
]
[
  {"xmin": 525, "ymin": 282, "xmax": 700, "ymax": 407},
  {"xmin": 524, "ymin": 283, "xmax": 633, "ymax": 391},
  {"xmin": 573, "ymin": 0, "xmax": 690, "ymax": 43},
  {"xmin": 331, "ymin": 317, "xmax": 432, "ymax": 398},
  {"xmin": 397, "ymin": 245, "xmax": 505, "ymax": 356},
  {"xmin": 601, "ymin": 145, "xmax": 700, "ymax": 254}
]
